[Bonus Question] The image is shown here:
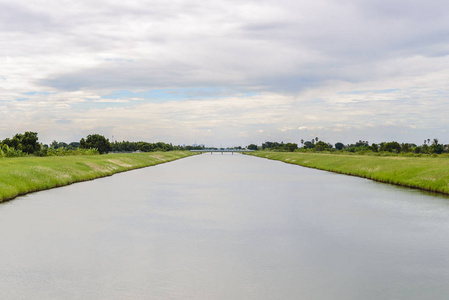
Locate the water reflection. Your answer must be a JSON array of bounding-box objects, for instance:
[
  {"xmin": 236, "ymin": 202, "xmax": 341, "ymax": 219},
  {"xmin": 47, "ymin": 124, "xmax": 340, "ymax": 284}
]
[{"xmin": 1, "ymin": 154, "xmax": 449, "ymax": 299}]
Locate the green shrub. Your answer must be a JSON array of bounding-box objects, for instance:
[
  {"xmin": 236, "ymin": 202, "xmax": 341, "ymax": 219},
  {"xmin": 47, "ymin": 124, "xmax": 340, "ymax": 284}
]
[{"xmin": 0, "ymin": 145, "xmax": 24, "ymax": 158}]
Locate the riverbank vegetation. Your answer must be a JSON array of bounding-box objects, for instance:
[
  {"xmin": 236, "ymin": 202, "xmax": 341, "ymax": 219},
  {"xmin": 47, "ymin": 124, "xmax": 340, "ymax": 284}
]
[
  {"xmin": 250, "ymin": 138, "xmax": 448, "ymax": 155},
  {"xmin": 0, "ymin": 151, "xmax": 196, "ymax": 203},
  {"xmin": 247, "ymin": 151, "xmax": 449, "ymax": 195},
  {"xmin": 0, "ymin": 131, "xmax": 205, "ymax": 158}
]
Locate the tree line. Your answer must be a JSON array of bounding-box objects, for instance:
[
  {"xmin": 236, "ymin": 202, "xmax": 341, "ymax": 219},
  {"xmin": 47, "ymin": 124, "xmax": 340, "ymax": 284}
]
[
  {"xmin": 3, "ymin": 131, "xmax": 447, "ymax": 158},
  {"xmin": 249, "ymin": 138, "xmax": 448, "ymax": 154},
  {"xmin": 0, "ymin": 132, "xmax": 201, "ymax": 157}
]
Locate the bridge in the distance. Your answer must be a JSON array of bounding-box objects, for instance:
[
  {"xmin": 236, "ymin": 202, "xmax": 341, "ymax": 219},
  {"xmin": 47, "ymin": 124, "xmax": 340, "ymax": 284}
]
[{"xmin": 190, "ymin": 149, "xmax": 254, "ymax": 155}]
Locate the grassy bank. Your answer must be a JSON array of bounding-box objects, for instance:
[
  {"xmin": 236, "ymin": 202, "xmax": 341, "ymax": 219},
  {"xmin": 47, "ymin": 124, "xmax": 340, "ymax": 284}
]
[
  {"xmin": 247, "ymin": 151, "xmax": 449, "ymax": 195},
  {"xmin": 0, "ymin": 151, "xmax": 196, "ymax": 203}
]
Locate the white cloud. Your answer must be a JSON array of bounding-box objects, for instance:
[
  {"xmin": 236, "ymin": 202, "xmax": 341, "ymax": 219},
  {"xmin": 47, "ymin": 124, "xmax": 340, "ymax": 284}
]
[{"xmin": 1, "ymin": 0, "xmax": 449, "ymax": 146}]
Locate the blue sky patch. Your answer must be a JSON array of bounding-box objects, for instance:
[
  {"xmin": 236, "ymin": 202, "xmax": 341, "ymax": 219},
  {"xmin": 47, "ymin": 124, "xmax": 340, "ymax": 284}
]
[
  {"xmin": 23, "ymin": 91, "xmax": 52, "ymax": 96},
  {"xmin": 101, "ymin": 88, "xmax": 258, "ymax": 103},
  {"xmin": 338, "ymin": 89, "xmax": 400, "ymax": 95}
]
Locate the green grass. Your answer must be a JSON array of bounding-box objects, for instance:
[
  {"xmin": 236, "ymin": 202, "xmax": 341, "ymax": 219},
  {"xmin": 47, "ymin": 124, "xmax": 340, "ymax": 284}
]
[
  {"xmin": 247, "ymin": 151, "xmax": 449, "ymax": 195},
  {"xmin": 0, "ymin": 151, "xmax": 196, "ymax": 203}
]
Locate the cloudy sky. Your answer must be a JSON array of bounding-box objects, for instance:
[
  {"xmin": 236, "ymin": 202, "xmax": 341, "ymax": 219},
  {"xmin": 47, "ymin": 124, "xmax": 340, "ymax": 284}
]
[{"xmin": 1, "ymin": 0, "xmax": 449, "ymax": 146}]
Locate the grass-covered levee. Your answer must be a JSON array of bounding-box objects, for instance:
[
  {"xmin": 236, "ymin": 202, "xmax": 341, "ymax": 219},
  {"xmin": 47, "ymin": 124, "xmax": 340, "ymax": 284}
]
[
  {"xmin": 247, "ymin": 151, "xmax": 449, "ymax": 195},
  {"xmin": 0, "ymin": 151, "xmax": 196, "ymax": 203}
]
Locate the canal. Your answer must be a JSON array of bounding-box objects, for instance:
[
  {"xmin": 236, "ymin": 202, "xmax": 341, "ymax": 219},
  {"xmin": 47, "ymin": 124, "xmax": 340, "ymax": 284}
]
[{"xmin": 1, "ymin": 153, "xmax": 449, "ymax": 299}]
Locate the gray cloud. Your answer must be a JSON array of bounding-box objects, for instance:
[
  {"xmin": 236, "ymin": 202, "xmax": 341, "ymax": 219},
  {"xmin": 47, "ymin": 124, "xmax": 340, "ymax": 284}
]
[
  {"xmin": 2, "ymin": 0, "xmax": 449, "ymax": 145},
  {"xmin": 34, "ymin": 0, "xmax": 449, "ymax": 93}
]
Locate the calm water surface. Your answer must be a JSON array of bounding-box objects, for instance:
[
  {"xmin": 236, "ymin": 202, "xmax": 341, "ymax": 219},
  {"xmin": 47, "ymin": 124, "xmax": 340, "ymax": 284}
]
[{"xmin": 1, "ymin": 154, "xmax": 449, "ymax": 299}]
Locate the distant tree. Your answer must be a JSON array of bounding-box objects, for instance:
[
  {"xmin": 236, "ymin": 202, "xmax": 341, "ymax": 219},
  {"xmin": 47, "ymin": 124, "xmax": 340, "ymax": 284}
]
[
  {"xmin": 1, "ymin": 132, "xmax": 41, "ymax": 154},
  {"xmin": 303, "ymin": 141, "xmax": 314, "ymax": 149},
  {"xmin": 286, "ymin": 143, "xmax": 298, "ymax": 152},
  {"xmin": 50, "ymin": 140, "xmax": 68, "ymax": 149},
  {"xmin": 429, "ymin": 138, "xmax": 444, "ymax": 154},
  {"xmin": 137, "ymin": 142, "xmax": 153, "ymax": 152},
  {"xmin": 15, "ymin": 132, "xmax": 41, "ymax": 154},
  {"xmin": 401, "ymin": 143, "xmax": 411, "ymax": 153},
  {"xmin": 355, "ymin": 140, "xmax": 369, "ymax": 147},
  {"xmin": 247, "ymin": 144, "xmax": 258, "ymax": 150},
  {"xmin": 1, "ymin": 137, "xmax": 19, "ymax": 149},
  {"xmin": 68, "ymin": 142, "xmax": 80, "ymax": 150},
  {"xmin": 381, "ymin": 141, "xmax": 401, "ymax": 153},
  {"xmin": 80, "ymin": 134, "xmax": 111, "ymax": 154},
  {"xmin": 314, "ymin": 141, "xmax": 330, "ymax": 151},
  {"xmin": 334, "ymin": 142, "xmax": 344, "ymax": 150},
  {"xmin": 185, "ymin": 145, "xmax": 204, "ymax": 151},
  {"xmin": 262, "ymin": 141, "xmax": 279, "ymax": 150},
  {"xmin": 262, "ymin": 141, "xmax": 271, "ymax": 150}
]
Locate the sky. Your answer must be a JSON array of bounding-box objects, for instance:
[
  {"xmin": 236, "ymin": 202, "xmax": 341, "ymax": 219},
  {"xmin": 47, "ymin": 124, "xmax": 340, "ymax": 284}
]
[{"xmin": 1, "ymin": 0, "xmax": 449, "ymax": 147}]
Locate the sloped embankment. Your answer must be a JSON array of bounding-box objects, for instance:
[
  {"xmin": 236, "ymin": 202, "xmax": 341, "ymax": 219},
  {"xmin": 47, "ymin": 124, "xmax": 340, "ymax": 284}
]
[
  {"xmin": 0, "ymin": 151, "xmax": 196, "ymax": 203},
  {"xmin": 247, "ymin": 152, "xmax": 449, "ymax": 195}
]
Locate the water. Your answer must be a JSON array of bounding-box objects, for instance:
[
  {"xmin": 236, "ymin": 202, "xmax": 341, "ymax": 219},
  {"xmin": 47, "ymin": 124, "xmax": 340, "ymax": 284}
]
[{"xmin": 1, "ymin": 154, "xmax": 449, "ymax": 299}]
